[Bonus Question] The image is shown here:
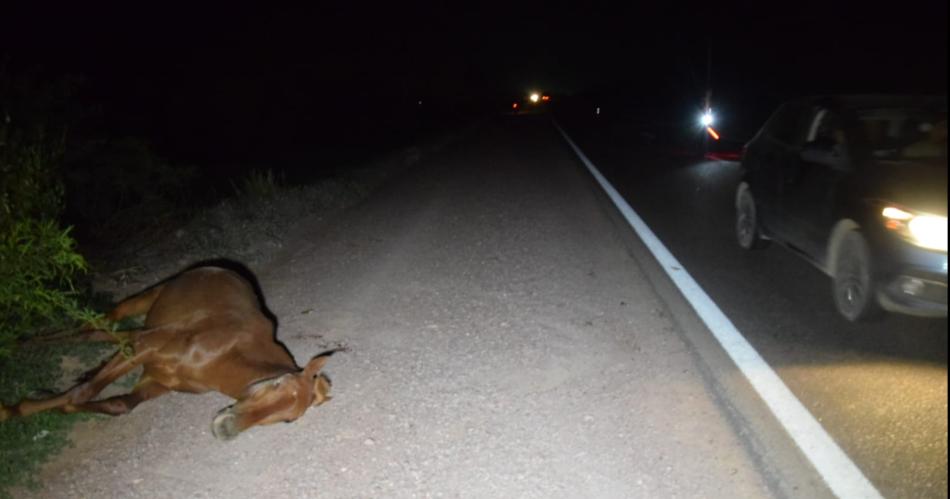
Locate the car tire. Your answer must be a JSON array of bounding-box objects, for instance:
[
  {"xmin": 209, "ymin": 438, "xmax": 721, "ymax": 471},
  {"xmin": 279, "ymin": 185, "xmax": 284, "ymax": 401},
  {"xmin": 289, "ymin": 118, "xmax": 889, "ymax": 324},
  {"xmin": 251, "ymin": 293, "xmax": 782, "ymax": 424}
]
[
  {"xmin": 735, "ymin": 182, "xmax": 769, "ymax": 250},
  {"xmin": 832, "ymin": 231, "xmax": 881, "ymax": 322}
]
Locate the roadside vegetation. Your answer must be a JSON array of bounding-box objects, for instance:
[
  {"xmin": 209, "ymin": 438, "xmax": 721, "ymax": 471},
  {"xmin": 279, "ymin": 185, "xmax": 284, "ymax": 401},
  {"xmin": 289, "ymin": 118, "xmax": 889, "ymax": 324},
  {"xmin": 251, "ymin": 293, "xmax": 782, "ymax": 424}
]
[{"xmin": 0, "ymin": 74, "xmax": 104, "ymax": 494}]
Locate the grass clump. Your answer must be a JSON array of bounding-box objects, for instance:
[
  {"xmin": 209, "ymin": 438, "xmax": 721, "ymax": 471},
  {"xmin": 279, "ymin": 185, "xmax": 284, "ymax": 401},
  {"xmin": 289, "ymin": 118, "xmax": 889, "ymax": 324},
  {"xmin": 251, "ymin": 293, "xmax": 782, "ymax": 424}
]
[{"xmin": 233, "ymin": 168, "xmax": 283, "ymax": 200}]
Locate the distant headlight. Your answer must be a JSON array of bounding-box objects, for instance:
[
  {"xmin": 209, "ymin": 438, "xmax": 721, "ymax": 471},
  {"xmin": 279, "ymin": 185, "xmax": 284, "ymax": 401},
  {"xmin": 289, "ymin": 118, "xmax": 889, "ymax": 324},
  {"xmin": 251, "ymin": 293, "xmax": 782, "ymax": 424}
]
[{"xmin": 882, "ymin": 205, "xmax": 948, "ymax": 252}]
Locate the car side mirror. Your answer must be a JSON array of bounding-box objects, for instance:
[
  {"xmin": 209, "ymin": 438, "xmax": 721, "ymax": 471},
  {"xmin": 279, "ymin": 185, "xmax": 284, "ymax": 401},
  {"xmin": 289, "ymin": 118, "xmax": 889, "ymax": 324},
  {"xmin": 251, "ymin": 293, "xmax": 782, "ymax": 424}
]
[{"xmin": 801, "ymin": 139, "xmax": 850, "ymax": 171}]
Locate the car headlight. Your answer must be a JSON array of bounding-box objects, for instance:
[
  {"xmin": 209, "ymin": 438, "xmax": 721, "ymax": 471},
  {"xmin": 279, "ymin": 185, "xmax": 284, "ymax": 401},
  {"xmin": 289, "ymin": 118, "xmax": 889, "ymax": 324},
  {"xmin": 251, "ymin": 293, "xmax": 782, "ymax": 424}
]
[{"xmin": 882, "ymin": 206, "xmax": 948, "ymax": 252}]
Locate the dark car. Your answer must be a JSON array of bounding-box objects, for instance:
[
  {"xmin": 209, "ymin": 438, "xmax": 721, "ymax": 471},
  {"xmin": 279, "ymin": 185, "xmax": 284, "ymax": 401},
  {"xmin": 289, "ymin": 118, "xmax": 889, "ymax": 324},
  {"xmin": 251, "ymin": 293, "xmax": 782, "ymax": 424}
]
[{"xmin": 736, "ymin": 95, "xmax": 947, "ymax": 321}]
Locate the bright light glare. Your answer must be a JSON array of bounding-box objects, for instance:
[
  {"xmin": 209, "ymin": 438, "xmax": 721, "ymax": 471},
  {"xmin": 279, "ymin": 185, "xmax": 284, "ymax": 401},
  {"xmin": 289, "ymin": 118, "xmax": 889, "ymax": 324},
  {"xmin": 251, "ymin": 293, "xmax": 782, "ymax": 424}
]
[
  {"xmin": 701, "ymin": 110, "xmax": 714, "ymax": 126},
  {"xmin": 530, "ymin": 93, "xmax": 540, "ymax": 103},
  {"xmin": 882, "ymin": 206, "xmax": 914, "ymax": 220},
  {"xmin": 908, "ymin": 215, "xmax": 948, "ymax": 251}
]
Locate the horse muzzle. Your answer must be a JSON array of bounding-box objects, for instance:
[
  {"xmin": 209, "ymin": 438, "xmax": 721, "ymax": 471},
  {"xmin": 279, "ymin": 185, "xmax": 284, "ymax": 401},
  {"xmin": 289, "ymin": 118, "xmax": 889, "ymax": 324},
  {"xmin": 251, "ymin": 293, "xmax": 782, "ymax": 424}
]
[{"xmin": 212, "ymin": 407, "xmax": 241, "ymax": 441}]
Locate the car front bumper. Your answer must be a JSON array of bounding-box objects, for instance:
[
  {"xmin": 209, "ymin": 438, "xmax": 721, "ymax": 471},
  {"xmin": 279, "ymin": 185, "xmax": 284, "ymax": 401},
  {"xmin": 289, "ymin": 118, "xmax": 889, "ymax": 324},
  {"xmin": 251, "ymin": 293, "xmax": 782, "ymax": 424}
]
[{"xmin": 876, "ymin": 242, "xmax": 948, "ymax": 318}]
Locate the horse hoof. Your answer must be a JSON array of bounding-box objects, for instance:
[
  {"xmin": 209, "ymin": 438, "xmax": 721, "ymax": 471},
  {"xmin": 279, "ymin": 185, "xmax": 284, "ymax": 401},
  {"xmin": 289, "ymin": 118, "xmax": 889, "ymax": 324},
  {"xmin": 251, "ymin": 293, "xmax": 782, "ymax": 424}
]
[{"xmin": 212, "ymin": 409, "xmax": 240, "ymax": 441}]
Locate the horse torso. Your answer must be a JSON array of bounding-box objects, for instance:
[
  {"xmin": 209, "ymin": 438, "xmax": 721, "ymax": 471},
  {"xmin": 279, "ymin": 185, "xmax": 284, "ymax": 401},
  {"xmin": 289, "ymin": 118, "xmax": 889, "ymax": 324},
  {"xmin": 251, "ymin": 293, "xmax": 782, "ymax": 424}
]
[{"xmin": 134, "ymin": 268, "xmax": 297, "ymax": 398}]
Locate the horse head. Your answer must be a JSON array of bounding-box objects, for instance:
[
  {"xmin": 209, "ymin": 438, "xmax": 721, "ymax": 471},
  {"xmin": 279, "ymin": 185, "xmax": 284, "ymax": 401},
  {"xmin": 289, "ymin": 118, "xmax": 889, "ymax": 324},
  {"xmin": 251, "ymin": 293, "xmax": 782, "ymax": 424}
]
[{"xmin": 211, "ymin": 353, "xmax": 333, "ymax": 441}]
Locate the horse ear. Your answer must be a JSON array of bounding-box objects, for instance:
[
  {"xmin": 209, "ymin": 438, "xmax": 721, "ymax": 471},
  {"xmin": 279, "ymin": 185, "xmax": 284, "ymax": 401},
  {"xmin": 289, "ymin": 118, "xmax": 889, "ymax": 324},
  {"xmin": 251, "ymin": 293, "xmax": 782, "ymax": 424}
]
[
  {"xmin": 312, "ymin": 374, "xmax": 332, "ymax": 406},
  {"xmin": 303, "ymin": 353, "xmax": 331, "ymax": 379}
]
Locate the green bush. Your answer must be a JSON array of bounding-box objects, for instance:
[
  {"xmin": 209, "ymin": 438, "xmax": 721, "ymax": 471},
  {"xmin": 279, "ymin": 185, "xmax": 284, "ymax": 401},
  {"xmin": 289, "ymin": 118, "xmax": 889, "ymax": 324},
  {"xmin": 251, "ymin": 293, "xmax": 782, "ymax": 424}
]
[
  {"xmin": 0, "ymin": 219, "xmax": 89, "ymax": 357},
  {"xmin": 0, "ymin": 126, "xmax": 64, "ymax": 222},
  {"xmin": 0, "ymin": 119, "xmax": 103, "ymax": 496},
  {"xmin": 0, "ymin": 124, "xmax": 94, "ymax": 358}
]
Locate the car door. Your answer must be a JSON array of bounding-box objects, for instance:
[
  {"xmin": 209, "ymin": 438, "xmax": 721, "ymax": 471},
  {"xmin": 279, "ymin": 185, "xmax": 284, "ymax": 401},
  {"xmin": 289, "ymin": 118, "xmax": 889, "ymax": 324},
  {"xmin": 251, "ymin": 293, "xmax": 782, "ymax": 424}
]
[
  {"xmin": 780, "ymin": 106, "xmax": 851, "ymax": 262},
  {"xmin": 754, "ymin": 102, "xmax": 810, "ymax": 243},
  {"xmin": 746, "ymin": 102, "xmax": 807, "ymax": 235}
]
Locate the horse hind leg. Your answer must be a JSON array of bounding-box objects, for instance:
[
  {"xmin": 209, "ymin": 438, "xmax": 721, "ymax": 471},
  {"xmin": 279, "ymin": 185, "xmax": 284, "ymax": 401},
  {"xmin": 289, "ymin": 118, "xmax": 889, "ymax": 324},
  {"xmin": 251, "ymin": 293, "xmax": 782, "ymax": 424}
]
[
  {"xmin": 105, "ymin": 283, "xmax": 166, "ymax": 323},
  {"xmin": 78, "ymin": 283, "xmax": 166, "ymax": 336}
]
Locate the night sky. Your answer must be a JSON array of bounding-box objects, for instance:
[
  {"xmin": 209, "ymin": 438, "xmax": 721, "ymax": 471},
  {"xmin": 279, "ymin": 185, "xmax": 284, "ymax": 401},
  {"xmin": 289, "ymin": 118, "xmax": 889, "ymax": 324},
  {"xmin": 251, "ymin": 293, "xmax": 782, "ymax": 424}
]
[{"xmin": 3, "ymin": 1, "xmax": 947, "ymax": 163}]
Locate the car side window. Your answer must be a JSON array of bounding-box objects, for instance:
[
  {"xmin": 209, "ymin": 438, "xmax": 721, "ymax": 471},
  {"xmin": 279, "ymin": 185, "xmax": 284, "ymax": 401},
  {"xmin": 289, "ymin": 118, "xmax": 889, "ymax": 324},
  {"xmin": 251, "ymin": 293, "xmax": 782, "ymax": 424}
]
[
  {"xmin": 807, "ymin": 108, "xmax": 846, "ymax": 147},
  {"xmin": 766, "ymin": 104, "xmax": 806, "ymax": 146}
]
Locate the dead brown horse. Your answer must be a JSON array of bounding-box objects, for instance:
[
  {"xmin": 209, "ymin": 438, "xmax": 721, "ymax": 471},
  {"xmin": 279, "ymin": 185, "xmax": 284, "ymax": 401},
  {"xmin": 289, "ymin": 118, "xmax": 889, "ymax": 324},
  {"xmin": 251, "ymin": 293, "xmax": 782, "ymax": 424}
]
[{"xmin": 0, "ymin": 266, "xmax": 335, "ymax": 440}]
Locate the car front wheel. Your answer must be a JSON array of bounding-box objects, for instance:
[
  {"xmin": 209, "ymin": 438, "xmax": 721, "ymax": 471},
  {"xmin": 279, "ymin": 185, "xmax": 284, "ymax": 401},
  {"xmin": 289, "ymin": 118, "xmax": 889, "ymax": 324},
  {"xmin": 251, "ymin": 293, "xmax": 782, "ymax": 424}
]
[
  {"xmin": 735, "ymin": 182, "xmax": 769, "ymax": 250},
  {"xmin": 832, "ymin": 231, "xmax": 881, "ymax": 321}
]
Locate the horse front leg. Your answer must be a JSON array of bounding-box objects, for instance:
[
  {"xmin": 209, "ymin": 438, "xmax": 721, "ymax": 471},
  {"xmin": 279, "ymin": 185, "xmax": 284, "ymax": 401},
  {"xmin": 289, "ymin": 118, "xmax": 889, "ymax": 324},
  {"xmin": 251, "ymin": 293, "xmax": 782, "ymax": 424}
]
[
  {"xmin": 68, "ymin": 377, "xmax": 170, "ymax": 416},
  {"xmin": 1, "ymin": 349, "xmax": 148, "ymax": 420}
]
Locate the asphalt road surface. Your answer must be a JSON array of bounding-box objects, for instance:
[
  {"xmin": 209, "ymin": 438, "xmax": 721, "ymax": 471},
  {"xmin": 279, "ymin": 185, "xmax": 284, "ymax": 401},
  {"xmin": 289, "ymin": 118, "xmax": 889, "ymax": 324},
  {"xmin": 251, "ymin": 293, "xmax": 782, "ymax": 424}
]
[
  {"xmin": 19, "ymin": 116, "xmax": 839, "ymax": 498},
  {"xmin": 559, "ymin": 114, "xmax": 948, "ymax": 499}
]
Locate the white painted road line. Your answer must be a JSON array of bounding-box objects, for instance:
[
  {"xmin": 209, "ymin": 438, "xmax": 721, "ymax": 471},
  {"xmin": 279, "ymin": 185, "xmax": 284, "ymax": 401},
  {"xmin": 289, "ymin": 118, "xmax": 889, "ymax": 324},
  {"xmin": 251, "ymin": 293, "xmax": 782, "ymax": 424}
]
[{"xmin": 554, "ymin": 121, "xmax": 883, "ymax": 499}]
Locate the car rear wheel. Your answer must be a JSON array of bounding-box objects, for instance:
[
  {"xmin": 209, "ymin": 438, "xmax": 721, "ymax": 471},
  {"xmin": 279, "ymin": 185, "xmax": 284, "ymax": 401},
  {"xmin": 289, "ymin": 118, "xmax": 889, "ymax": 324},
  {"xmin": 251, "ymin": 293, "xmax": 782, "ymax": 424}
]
[
  {"xmin": 735, "ymin": 183, "xmax": 769, "ymax": 250},
  {"xmin": 832, "ymin": 231, "xmax": 881, "ymax": 321}
]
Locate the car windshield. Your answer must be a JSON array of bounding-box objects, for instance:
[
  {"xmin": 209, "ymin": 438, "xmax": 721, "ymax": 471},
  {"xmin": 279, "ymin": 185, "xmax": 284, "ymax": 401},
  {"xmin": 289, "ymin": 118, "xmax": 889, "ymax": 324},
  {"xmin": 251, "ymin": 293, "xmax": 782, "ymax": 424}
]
[{"xmin": 854, "ymin": 108, "xmax": 948, "ymax": 162}]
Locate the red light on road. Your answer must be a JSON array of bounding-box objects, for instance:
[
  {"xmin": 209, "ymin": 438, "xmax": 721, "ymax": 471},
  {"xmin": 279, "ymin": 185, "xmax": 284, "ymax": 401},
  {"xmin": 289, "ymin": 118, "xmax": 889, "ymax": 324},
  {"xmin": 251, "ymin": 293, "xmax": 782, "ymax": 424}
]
[
  {"xmin": 512, "ymin": 102, "xmax": 519, "ymax": 109},
  {"xmin": 541, "ymin": 95, "xmax": 550, "ymax": 101},
  {"xmin": 706, "ymin": 127, "xmax": 720, "ymax": 140}
]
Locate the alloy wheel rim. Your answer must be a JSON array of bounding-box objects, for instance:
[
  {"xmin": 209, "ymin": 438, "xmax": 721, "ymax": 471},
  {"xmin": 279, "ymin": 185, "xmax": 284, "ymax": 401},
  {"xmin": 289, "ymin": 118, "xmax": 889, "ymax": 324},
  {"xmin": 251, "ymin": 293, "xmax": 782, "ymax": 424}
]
[
  {"xmin": 839, "ymin": 260, "xmax": 865, "ymax": 313},
  {"xmin": 737, "ymin": 199, "xmax": 754, "ymax": 246}
]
